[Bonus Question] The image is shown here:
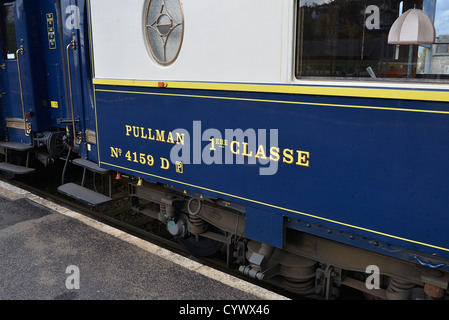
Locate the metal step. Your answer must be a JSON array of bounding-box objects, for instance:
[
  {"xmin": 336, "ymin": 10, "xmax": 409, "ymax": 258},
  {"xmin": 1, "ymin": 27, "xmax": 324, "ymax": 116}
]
[
  {"xmin": 72, "ymin": 158, "xmax": 110, "ymax": 174},
  {"xmin": 0, "ymin": 162, "xmax": 35, "ymax": 175},
  {"xmin": 71, "ymin": 158, "xmax": 112, "ymax": 198},
  {"xmin": 58, "ymin": 183, "xmax": 112, "ymax": 206},
  {"xmin": 0, "ymin": 141, "xmax": 34, "ymax": 152}
]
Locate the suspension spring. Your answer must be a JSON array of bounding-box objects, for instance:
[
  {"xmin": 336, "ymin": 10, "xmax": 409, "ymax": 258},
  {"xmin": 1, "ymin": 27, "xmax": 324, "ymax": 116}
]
[{"xmin": 188, "ymin": 215, "xmax": 207, "ymax": 234}]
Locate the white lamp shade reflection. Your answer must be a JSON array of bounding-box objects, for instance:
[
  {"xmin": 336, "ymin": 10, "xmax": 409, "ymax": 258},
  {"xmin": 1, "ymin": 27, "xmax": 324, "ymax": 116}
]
[{"xmin": 388, "ymin": 8, "xmax": 435, "ymax": 45}]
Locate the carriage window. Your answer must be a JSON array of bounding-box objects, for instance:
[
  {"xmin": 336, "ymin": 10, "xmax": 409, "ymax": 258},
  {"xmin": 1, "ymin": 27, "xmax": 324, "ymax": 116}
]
[
  {"xmin": 0, "ymin": 5, "xmax": 17, "ymax": 60},
  {"xmin": 296, "ymin": 0, "xmax": 449, "ymax": 81}
]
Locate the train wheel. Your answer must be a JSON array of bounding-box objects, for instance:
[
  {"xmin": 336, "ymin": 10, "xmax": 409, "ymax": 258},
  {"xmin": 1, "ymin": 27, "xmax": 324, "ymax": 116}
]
[{"xmin": 178, "ymin": 235, "xmax": 223, "ymax": 257}]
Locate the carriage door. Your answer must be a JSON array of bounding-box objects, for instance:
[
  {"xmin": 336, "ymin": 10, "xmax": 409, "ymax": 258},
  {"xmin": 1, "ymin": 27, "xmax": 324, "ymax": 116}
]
[
  {"xmin": 60, "ymin": 0, "xmax": 85, "ymax": 147},
  {"xmin": 0, "ymin": 2, "xmax": 31, "ymax": 144},
  {"xmin": 0, "ymin": 5, "xmax": 5, "ymax": 139}
]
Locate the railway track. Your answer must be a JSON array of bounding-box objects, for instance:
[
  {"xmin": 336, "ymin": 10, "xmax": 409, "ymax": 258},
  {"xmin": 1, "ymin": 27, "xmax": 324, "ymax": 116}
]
[{"xmin": 1, "ymin": 161, "xmax": 301, "ymax": 300}]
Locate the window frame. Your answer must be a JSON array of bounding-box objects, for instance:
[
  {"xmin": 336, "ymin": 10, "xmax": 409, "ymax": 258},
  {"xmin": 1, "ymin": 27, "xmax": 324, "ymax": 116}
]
[
  {"xmin": 0, "ymin": 2, "xmax": 18, "ymax": 61},
  {"xmin": 293, "ymin": 0, "xmax": 449, "ymax": 85}
]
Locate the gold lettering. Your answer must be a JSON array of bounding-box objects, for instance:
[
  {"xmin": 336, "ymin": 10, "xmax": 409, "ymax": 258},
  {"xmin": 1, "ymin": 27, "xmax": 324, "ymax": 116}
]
[
  {"xmin": 140, "ymin": 127, "xmax": 148, "ymax": 139},
  {"xmin": 255, "ymin": 144, "xmax": 267, "ymax": 159},
  {"xmin": 215, "ymin": 139, "xmax": 228, "ymax": 147},
  {"xmin": 296, "ymin": 151, "xmax": 310, "ymax": 167},
  {"xmin": 166, "ymin": 132, "xmax": 175, "ymax": 144},
  {"xmin": 160, "ymin": 157, "xmax": 170, "ymax": 170},
  {"xmin": 209, "ymin": 138, "xmax": 216, "ymax": 151},
  {"xmin": 270, "ymin": 147, "xmax": 280, "ymax": 162},
  {"xmin": 123, "ymin": 124, "xmax": 311, "ymax": 169},
  {"xmin": 156, "ymin": 130, "xmax": 165, "ymax": 142},
  {"xmin": 110, "ymin": 147, "xmax": 120, "ymax": 158},
  {"xmin": 176, "ymin": 133, "xmax": 185, "ymax": 145},
  {"xmin": 125, "ymin": 125, "xmax": 132, "ymax": 136},
  {"xmin": 242, "ymin": 142, "xmax": 253, "ymax": 157},
  {"xmin": 230, "ymin": 141, "xmax": 240, "ymax": 155},
  {"xmin": 132, "ymin": 126, "xmax": 139, "ymax": 138},
  {"xmin": 283, "ymin": 149, "xmax": 294, "ymax": 164},
  {"xmin": 148, "ymin": 129, "xmax": 155, "ymax": 140}
]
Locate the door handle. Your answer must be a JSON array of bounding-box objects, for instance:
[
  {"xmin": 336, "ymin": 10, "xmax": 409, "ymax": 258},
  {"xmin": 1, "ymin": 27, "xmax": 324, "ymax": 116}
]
[
  {"xmin": 15, "ymin": 45, "xmax": 31, "ymax": 136},
  {"xmin": 66, "ymin": 40, "xmax": 81, "ymax": 145}
]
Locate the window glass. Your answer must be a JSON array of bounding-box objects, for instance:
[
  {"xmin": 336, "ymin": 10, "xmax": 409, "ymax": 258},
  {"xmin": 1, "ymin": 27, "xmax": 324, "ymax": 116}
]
[
  {"xmin": 145, "ymin": 0, "xmax": 184, "ymax": 66},
  {"xmin": 296, "ymin": 0, "xmax": 449, "ymax": 81},
  {"xmin": 0, "ymin": 4, "xmax": 17, "ymax": 60}
]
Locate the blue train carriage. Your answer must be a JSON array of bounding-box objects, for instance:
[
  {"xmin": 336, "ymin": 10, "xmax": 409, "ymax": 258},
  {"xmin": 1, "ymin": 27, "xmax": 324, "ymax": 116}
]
[
  {"xmin": 0, "ymin": 0, "xmax": 52, "ymax": 176},
  {"xmin": 0, "ymin": 0, "xmax": 105, "ymax": 194},
  {"xmin": 89, "ymin": 0, "xmax": 449, "ymax": 299}
]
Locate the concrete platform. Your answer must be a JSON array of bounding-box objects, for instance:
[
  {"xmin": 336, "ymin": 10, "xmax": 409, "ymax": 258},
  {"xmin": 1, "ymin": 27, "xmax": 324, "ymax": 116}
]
[{"xmin": 0, "ymin": 181, "xmax": 288, "ymax": 301}]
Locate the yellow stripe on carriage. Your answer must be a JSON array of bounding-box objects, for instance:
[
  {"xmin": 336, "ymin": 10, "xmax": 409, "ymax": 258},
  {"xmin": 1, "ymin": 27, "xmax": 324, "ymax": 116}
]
[
  {"xmin": 94, "ymin": 87, "xmax": 449, "ymax": 116},
  {"xmin": 92, "ymin": 78, "xmax": 449, "ymax": 103}
]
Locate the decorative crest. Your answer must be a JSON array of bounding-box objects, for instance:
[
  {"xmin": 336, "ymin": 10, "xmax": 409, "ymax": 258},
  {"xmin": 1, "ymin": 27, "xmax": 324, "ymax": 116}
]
[{"xmin": 145, "ymin": 0, "xmax": 184, "ymax": 65}]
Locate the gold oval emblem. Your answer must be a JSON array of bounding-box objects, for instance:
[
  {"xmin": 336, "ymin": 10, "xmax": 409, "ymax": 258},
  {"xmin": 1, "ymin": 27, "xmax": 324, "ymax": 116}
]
[{"xmin": 144, "ymin": 0, "xmax": 184, "ymax": 66}]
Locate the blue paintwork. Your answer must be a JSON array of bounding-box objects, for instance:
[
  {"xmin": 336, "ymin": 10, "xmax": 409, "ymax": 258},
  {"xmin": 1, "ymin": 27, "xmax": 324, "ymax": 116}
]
[
  {"xmin": 38, "ymin": 0, "xmax": 98, "ymax": 160},
  {"xmin": 39, "ymin": 0, "xmax": 70, "ymax": 128},
  {"xmin": 94, "ymin": 84, "xmax": 449, "ymax": 265},
  {"xmin": 1, "ymin": 0, "xmax": 448, "ymax": 272},
  {"xmin": 0, "ymin": 0, "xmax": 97, "ymax": 160},
  {"xmin": 76, "ymin": 0, "xmax": 98, "ymax": 161},
  {"xmin": 0, "ymin": 0, "xmax": 53, "ymax": 143}
]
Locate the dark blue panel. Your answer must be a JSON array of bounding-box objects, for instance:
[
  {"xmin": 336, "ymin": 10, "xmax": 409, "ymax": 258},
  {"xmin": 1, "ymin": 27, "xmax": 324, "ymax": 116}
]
[
  {"xmin": 39, "ymin": 0, "xmax": 96, "ymax": 160},
  {"xmin": 16, "ymin": 0, "xmax": 51, "ymax": 132},
  {"xmin": 94, "ymin": 84, "xmax": 449, "ymax": 261},
  {"xmin": 40, "ymin": 0, "xmax": 68, "ymax": 127},
  {"xmin": 246, "ymin": 207, "xmax": 284, "ymax": 248},
  {"xmin": 0, "ymin": 0, "xmax": 53, "ymax": 143}
]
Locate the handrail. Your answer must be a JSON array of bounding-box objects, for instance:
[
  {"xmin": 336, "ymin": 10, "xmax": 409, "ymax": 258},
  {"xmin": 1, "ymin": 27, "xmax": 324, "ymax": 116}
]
[
  {"xmin": 15, "ymin": 45, "xmax": 31, "ymax": 136},
  {"xmin": 66, "ymin": 40, "xmax": 80, "ymax": 145}
]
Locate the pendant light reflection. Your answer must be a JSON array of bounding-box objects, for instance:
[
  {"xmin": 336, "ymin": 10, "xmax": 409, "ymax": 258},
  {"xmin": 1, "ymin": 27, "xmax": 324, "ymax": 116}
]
[
  {"xmin": 387, "ymin": 8, "xmax": 435, "ymax": 78},
  {"xmin": 388, "ymin": 8, "xmax": 435, "ymax": 45}
]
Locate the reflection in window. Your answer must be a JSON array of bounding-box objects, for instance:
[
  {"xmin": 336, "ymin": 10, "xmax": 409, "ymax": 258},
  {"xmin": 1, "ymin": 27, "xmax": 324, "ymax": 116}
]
[
  {"xmin": 296, "ymin": 0, "xmax": 449, "ymax": 81},
  {"xmin": 0, "ymin": 5, "xmax": 17, "ymax": 60},
  {"xmin": 420, "ymin": 0, "xmax": 449, "ymax": 77}
]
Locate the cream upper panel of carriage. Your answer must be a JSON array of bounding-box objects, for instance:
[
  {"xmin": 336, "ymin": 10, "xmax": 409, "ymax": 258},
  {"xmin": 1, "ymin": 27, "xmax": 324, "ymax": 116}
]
[{"xmin": 90, "ymin": 0, "xmax": 290, "ymax": 84}]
